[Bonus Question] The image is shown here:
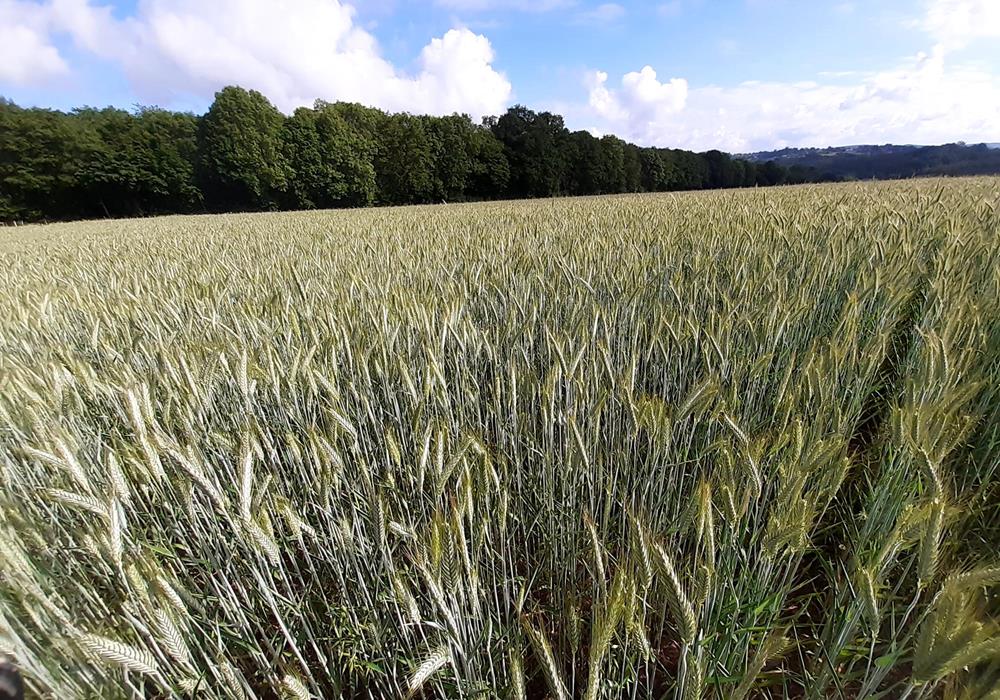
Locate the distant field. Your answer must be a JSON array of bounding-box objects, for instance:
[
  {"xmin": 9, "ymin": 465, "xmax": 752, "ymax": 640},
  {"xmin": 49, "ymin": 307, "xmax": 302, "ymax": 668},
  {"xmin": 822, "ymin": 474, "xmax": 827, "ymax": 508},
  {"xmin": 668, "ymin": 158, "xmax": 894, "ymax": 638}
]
[{"xmin": 2, "ymin": 179, "xmax": 999, "ymax": 698}]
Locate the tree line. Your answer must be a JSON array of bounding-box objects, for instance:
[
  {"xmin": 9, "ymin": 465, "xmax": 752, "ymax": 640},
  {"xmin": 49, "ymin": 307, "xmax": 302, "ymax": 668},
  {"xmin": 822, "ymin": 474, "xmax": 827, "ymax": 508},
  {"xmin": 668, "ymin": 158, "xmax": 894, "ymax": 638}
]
[{"xmin": 0, "ymin": 86, "xmax": 832, "ymax": 223}]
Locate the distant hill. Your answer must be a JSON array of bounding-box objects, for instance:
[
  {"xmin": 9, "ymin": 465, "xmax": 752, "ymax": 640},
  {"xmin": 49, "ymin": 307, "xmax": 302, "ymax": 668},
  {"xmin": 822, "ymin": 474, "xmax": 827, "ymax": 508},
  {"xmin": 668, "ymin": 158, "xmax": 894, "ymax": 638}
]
[{"xmin": 737, "ymin": 143, "xmax": 1000, "ymax": 180}]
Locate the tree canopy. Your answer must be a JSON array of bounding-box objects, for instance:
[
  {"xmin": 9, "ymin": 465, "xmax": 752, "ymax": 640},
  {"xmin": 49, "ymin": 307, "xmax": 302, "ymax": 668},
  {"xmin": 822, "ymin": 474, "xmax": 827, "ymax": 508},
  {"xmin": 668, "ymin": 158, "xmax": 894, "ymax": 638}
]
[{"xmin": 1, "ymin": 88, "xmax": 837, "ymax": 223}]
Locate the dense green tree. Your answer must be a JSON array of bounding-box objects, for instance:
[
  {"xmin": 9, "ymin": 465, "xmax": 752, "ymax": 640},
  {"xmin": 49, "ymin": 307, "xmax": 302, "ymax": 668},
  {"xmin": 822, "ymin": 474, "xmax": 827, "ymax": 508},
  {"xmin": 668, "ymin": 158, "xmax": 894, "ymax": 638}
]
[
  {"xmin": 565, "ymin": 131, "xmax": 603, "ymax": 195},
  {"xmin": 490, "ymin": 106, "xmax": 569, "ymax": 198},
  {"xmin": 702, "ymin": 149, "xmax": 742, "ymax": 189},
  {"xmin": 281, "ymin": 104, "xmax": 376, "ymax": 209},
  {"xmin": 321, "ymin": 109, "xmax": 377, "ymax": 207},
  {"xmin": 467, "ymin": 123, "xmax": 510, "ymax": 200},
  {"xmin": 72, "ymin": 108, "xmax": 141, "ymax": 217},
  {"xmin": 562, "ymin": 132, "xmax": 642, "ymax": 196},
  {"xmin": 198, "ymin": 86, "xmax": 289, "ymax": 211},
  {"xmin": 74, "ymin": 107, "xmax": 201, "ymax": 217},
  {"xmin": 623, "ymin": 144, "xmax": 643, "ymax": 192},
  {"xmin": 598, "ymin": 135, "xmax": 627, "ymax": 193},
  {"xmin": 0, "ymin": 101, "xmax": 102, "ymax": 220},
  {"xmin": 1, "ymin": 88, "xmax": 845, "ymax": 223},
  {"xmin": 327, "ymin": 101, "xmax": 386, "ymax": 139},
  {"xmin": 425, "ymin": 115, "xmax": 474, "ymax": 202},
  {"xmin": 786, "ymin": 164, "xmax": 819, "ymax": 185},
  {"xmin": 375, "ymin": 114, "xmax": 435, "ymax": 205},
  {"xmin": 319, "ymin": 102, "xmax": 380, "ymax": 206},
  {"xmin": 668, "ymin": 149, "xmax": 710, "ymax": 189},
  {"xmin": 639, "ymin": 148, "xmax": 674, "ymax": 192},
  {"xmin": 279, "ymin": 107, "xmax": 325, "ymax": 209},
  {"xmin": 133, "ymin": 109, "xmax": 202, "ymax": 211},
  {"xmin": 756, "ymin": 160, "xmax": 787, "ymax": 187},
  {"xmin": 730, "ymin": 159, "xmax": 747, "ymax": 188}
]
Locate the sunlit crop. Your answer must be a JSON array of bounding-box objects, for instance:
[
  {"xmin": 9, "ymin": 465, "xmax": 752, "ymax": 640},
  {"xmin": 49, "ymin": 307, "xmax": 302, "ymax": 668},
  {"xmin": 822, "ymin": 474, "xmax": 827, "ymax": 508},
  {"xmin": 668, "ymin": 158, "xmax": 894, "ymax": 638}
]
[{"xmin": 2, "ymin": 180, "xmax": 999, "ymax": 698}]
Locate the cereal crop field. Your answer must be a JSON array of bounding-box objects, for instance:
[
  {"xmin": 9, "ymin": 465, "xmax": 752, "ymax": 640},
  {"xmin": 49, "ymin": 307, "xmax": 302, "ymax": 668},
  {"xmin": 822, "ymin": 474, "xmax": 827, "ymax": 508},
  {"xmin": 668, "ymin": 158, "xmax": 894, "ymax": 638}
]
[{"xmin": 1, "ymin": 179, "xmax": 999, "ymax": 698}]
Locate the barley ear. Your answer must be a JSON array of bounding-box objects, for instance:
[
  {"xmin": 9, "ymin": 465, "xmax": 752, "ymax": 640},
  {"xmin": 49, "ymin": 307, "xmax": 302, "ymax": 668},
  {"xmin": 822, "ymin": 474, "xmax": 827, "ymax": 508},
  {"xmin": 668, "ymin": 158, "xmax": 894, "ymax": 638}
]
[
  {"xmin": 281, "ymin": 673, "xmax": 311, "ymax": 700},
  {"xmin": 508, "ymin": 646, "xmax": 526, "ymax": 700},
  {"xmin": 583, "ymin": 565, "xmax": 629, "ymax": 700},
  {"xmin": 521, "ymin": 616, "xmax": 569, "ymax": 700},
  {"xmin": 152, "ymin": 608, "xmax": 191, "ymax": 669},
  {"xmin": 584, "ymin": 512, "xmax": 607, "ymax": 599},
  {"xmin": 651, "ymin": 540, "xmax": 697, "ymax": 645},
  {"xmin": 858, "ymin": 566, "xmax": 879, "ymax": 629},
  {"xmin": 731, "ymin": 629, "xmax": 789, "ymax": 700},
  {"xmin": 405, "ymin": 645, "xmax": 452, "ymax": 700},
  {"xmin": 681, "ymin": 647, "xmax": 703, "ymax": 700},
  {"xmin": 78, "ymin": 633, "xmax": 159, "ymax": 679}
]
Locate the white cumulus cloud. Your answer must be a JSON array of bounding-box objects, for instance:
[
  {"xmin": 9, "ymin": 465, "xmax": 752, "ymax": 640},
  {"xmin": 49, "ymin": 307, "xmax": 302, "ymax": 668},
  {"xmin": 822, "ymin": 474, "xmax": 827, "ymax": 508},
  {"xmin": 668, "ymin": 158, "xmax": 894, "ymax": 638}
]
[
  {"xmin": 587, "ymin": 66, "xmax": 688, "ymax": 136},
  {"xmin": 579, "ymin": 0, "xmax": 1000, "ymax": 151},
  {"xmin": 582, "ymin": 49, "xmax": 1000, "ymax": 151},
  {"xmin": 0, "ymin": 0, "xmax": 512, "ymax": 118},
  {"xmin": 0, "ymin": 0, "xmax": 69, "ymax": 84},
  {"xmin": 922, "ymin": 0, "xmax": 1000, "ymax": 50}
]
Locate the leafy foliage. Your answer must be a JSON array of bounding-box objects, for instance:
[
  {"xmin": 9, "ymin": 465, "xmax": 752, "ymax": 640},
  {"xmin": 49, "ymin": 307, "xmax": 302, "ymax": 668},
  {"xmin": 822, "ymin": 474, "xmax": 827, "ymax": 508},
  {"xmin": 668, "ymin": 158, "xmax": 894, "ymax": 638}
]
[
  {"xmin": 280, "ymin": 104, "xmax": 376, "ymax": 210},
  {"xmin": 198, "ymin": 86, "xmax": 290, "ymax": 211},
  {"xmin": 1, "ymin": 90, "xmax": 836, "ymax": 223}
]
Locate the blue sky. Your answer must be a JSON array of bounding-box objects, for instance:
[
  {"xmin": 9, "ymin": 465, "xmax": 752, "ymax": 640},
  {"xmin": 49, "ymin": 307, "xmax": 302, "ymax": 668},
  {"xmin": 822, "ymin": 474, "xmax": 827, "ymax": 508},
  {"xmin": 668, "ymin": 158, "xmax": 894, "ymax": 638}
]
[
  {"xmin": 366, "ymin": 2, "xmax": 920, "ymax": 105},
  {"xmin": 2, "ymin": 0, "xmax": 999, "ymax": 151}
]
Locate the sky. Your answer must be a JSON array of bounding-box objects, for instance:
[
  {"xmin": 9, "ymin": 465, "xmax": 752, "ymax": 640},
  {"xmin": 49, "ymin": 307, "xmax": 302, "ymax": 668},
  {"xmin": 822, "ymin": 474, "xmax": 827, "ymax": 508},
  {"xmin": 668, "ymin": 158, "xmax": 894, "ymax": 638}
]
[{"xmin": 2, "ymin": 0, "xmax": 999, "ymax": 152}]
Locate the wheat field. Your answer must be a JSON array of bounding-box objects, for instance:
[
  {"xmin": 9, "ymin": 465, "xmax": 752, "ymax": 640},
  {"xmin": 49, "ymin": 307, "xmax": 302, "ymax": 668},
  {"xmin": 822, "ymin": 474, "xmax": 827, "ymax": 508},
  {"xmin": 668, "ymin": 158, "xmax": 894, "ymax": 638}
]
[{"xmin": 1, "ymin": 180, "xmax": 1000, "ymax": 698}]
